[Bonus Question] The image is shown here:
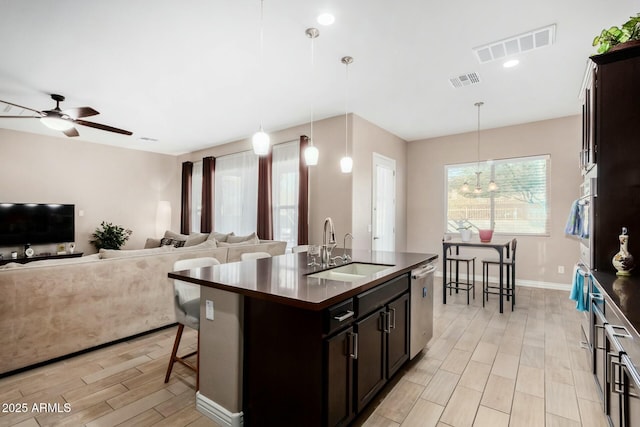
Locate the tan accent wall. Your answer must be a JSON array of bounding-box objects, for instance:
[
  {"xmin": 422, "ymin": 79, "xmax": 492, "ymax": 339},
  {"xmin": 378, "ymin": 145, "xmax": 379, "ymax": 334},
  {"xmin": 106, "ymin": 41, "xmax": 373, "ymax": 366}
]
[
  {"xmin": 406, "ymin": 115, "xmax": 582, "ymax": 284},
  {"xmin": 0, "ymin": 129, "xmax": 180, "ymax": 255}
]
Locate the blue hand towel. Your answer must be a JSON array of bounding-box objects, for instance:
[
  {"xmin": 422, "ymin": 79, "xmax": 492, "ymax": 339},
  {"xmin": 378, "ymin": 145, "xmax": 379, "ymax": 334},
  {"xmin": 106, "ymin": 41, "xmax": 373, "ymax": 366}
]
[
  {"xmin": 565, "ymin": 199, "xmax": 582, "ymax": 236},
  {"xmin": 569, "ymin": 265, "xmax": 587, "ymax": 311}
]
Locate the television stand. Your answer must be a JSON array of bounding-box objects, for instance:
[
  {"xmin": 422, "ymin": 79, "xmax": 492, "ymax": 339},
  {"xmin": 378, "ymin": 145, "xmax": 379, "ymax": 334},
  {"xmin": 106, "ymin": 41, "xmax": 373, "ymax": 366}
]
[{"xmin": 0, "ymin": 252, "xmax": 83, "ymax": 266}]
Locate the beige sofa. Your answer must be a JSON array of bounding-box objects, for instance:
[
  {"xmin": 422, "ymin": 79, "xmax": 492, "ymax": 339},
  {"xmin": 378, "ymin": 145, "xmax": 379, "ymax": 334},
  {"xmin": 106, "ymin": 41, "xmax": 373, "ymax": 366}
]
[{"xmin": 0, "ymin": 239, "xmax": 286, "ymax": 375}]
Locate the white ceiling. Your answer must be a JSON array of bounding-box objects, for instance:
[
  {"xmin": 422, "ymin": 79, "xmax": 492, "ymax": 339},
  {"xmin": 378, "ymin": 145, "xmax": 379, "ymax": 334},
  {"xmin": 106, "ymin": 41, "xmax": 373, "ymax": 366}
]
[{"xmin": 0, "ymin": 1, "xmax": 635, "ymax": 155}]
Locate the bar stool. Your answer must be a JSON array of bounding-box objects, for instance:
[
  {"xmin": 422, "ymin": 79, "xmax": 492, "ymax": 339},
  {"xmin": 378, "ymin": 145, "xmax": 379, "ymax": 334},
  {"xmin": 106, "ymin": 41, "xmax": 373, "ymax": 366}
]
[
  {"xmin": 482, "ymin": 238, "xmax": 517, "ymax": 310},
  {"xmin": 165, "ymin": 256, "xmax": 220, "ymax": 389},
  {"xmin": 444, "ymin": 240, "xmax": 476, "ymax": 304}
]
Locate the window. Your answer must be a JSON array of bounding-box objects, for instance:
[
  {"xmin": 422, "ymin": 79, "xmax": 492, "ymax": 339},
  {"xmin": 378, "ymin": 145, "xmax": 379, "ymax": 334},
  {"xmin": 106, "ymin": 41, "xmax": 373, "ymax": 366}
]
[
  {"xmin": 214, "ymin": 151, "xmax": 258, "ymax": 235},
  {"xmin": 445, "ymin": 155, "xmax": 550, "ymax": 235},
  {"xmin": 191, "ymin": 160, "xmax": 203, "ymax": 233},
  {"xmin": 272, "ymin": 141, "xmax": 300, "ymax": 249}
]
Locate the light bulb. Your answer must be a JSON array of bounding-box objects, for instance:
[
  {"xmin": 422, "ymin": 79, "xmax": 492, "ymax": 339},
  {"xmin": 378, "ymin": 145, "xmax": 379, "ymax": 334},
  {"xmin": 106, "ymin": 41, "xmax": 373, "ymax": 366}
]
[
  {"xmin": 340, "ymin": 156, "xmax": 353, "ymax": 173},
  {"xmin": 304, "ymin": 144, "xmax": 319, "ymax": 166},
  {"xmin": 461, "ymin": 181, "xmax": 470, "ymax": 193},
  {"xmin": 474, "ymin": 186, "xmax": 483, "ymax": 194},
  {"xmin": 252, "ymin": 129, "xmax": 270, "ymax": 155},
  {"xmin": 488, "ymin": 180, "xmax": 498, "ymax": 191},
  {"xmin": 40, "ymin": 117, "xmax": 74, "ymax": 131}
]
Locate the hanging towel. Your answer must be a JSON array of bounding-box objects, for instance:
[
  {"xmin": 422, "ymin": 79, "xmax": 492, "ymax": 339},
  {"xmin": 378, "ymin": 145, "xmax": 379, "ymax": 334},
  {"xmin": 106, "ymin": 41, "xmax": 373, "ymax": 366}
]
[
  {"xmin": 565, "ymin": 199, "xmax": 582, "ymax": 236},
  {"xmin": 569, "ymin": 264, "xmax": 587, "ymax": 311}
]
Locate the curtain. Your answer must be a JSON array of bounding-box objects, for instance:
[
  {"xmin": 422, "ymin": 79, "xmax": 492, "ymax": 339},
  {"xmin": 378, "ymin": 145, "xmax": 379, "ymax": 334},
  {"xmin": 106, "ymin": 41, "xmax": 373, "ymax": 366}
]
[
  {"xmin": 272, "ymin": 141, "xmax": 300, "ymax": 249},
  {"xmin": 257, "ymin": 152, "xmax": 273, "ymax": 240},
  {"xmin": 201, "ymin": 156, "xmax": 215, "ymax": 233},
  {"xmin": 180, "ymin": 161, "xmax": 193, "ymax": 234},
  {"xmin": 214, "ymin": 151, "xmax": 258, "ymax": 235},
  {"xmin": 297, "ymin": 135, "xmax": 309, "ymax": 245}
]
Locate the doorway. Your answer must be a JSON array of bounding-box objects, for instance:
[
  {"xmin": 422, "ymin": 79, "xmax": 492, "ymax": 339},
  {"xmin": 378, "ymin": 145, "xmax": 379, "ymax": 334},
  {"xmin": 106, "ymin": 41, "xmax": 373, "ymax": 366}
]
[{"xmin": 372, "ymin": 153, "xmax": 396, "ymax": 252}]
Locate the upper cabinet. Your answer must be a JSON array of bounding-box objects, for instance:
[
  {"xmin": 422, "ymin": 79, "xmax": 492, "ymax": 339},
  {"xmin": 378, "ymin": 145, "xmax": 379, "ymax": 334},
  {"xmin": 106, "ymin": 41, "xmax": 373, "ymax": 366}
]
[{"xmin": 584, "ymin": 44, "xmax": 640, "ymax": 272}]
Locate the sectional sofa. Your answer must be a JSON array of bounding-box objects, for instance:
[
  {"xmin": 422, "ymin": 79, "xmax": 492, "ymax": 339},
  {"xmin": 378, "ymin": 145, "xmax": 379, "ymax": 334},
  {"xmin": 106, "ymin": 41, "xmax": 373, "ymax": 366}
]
[{"xmin": 0, "ymin": 235, "xmax": 286, "ymax": 375}]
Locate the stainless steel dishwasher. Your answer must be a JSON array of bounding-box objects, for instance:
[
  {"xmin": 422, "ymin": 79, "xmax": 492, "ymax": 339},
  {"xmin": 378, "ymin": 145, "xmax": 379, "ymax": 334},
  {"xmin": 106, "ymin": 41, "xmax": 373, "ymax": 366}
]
[{"xmin": 410, "ymin": 261, "xmax": 436, "ymax": 359}]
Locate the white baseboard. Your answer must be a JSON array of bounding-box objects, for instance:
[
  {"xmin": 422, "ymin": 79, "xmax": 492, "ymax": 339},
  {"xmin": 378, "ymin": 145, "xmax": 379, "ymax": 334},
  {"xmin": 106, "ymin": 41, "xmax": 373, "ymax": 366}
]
[
  {"xmin": 434, "ymin": 271, "xmax": 571, "ymax": 291},
  {"xmin": 196, "ymin": 392, "xmax": 243, "ymax": 427}
]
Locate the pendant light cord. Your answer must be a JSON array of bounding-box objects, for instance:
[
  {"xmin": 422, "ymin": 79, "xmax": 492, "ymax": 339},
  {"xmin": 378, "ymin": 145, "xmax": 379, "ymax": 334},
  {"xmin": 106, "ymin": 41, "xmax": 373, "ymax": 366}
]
[
  {"xmin": 310, "ymin": 34, "xmax": 315, "ymax": 145},
  {"xmin": 344, "ymin": 60, "xmax": 349, "ymax": 156},
  {"xmin": 476, "ymin": 102, "xmax": 481, "ymax": 171},
  {"xmin": 258, "ymin": 0, "xmax": 265, "ymax": 130}
]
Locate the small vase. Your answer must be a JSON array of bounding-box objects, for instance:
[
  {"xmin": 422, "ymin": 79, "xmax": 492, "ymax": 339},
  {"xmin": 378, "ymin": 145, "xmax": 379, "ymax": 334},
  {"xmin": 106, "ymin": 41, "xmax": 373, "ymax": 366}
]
[
  {"xmin": 460, "ymin": 229, "xmax": 472, "ymax": 242},
  {"xmin": 612, "ymin": 227, "xmax": 635, "ymax": 276}
]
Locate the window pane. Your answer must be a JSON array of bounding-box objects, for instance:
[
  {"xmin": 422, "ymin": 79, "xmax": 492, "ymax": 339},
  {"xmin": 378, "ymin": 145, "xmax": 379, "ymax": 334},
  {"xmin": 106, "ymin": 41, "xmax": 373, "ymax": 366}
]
[
  {"xmin": 445, "ymin": 155, "xmax": 549, "ymax": 235},
  {"xmin": 272, "ymin": 141, "xmax": 299, "ymax": 249},
  {"xmin": 214, "ymin": 151, "xmax": 258, "ymax": 235},
  {"xmin": 191, "ymin": 160, "xmax": 203, "ymax": 233}
]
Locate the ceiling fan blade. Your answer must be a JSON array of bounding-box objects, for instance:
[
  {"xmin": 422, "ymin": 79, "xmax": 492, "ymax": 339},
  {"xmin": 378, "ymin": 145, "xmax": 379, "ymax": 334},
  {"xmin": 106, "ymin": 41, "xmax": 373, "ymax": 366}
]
[
  {"xmin": 63, "ymin": 127, "xmax": 80, "ymax": 137},
  {"xmin": 0, "ymin": 99, "xmax": 44, "ymax": 116},
  {"xmin": 75, "ymin": 119, "xmax": 132, "ymax": 135},
  {"xmin": 63, "ymin": 106, "xmax": 99, "ymax": 119},
  {"xmin": 0, "ymin": 115, "xmax": 40, "ymax": 119}
]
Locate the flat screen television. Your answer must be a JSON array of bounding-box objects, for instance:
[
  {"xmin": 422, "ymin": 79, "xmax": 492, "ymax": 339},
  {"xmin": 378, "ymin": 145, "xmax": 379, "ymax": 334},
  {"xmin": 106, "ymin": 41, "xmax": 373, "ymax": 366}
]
[{"xmin": 0, "ymin": 203, "xmax": 75, "ymax": 246}]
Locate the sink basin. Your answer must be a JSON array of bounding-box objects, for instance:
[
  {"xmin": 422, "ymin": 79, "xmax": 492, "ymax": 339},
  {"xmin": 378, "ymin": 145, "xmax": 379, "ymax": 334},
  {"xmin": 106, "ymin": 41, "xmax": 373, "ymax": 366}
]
[{"xmin": 307, "ymin": 263, "xmax": 393, "ymax": 282}]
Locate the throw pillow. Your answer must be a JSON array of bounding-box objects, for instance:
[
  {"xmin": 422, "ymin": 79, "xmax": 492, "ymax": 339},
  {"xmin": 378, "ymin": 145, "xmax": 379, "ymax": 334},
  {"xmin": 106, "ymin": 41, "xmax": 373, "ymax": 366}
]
[
  {"xmin": 227, "ymin": 232, "xmax": 259, "ymax": 244},
  {"xmin": 160, "ymin": 237, "xmax": 186, "ymax": 248},
  {"xmin": 207, "ymin": 231, "xmax": 234, "ymax": 242},
  {"xmin": 164, "ymin": 230, "xmax": 189, "ymax": 241},
  {"xmin": 144, "ymin": 238, "xmax": 162, "ymax": 249},
  {"xmin": 184, "ymin": 233, "xmax": 209, "ymax": 247}
]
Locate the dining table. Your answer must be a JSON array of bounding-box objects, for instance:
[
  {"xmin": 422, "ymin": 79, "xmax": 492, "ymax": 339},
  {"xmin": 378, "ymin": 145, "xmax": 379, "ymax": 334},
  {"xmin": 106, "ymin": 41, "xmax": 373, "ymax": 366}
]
[{"xmin": 442, "ymin": 237, "xmax": 514, "ymax": 313}]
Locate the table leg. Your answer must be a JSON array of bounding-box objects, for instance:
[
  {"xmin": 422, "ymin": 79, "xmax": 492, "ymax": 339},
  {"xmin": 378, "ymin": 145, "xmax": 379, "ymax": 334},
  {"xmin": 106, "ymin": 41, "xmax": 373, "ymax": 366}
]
[
  {"xmin": 443, "ymin": 244, "xmax": 448, "ymax": 305},
  {"xmin": 499, "ymin": 249, "xmax": 504, "ymax": 314}
]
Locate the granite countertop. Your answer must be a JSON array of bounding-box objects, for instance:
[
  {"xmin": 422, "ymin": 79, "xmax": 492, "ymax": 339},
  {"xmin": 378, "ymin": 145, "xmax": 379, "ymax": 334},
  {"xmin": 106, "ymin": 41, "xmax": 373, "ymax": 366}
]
[{"xmin": 169, "ymin": 250, "xmax": 438, "ymax": 310}]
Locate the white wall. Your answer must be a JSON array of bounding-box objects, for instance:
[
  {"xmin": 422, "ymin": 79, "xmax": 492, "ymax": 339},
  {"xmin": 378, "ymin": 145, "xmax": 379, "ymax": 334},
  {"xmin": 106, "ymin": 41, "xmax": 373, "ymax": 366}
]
[
  {"xmin": 0, "ymin": 129, "xmax": 180, "ymax": 255},
  {"xmin": 406, "ymin": 115, "xmax": 582, "ymax": 285}
]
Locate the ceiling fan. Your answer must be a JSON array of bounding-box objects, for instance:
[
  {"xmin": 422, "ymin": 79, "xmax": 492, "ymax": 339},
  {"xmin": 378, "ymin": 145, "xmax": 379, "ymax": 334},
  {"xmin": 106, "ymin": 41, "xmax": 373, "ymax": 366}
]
[{"xmin": 0, "ymin": 94, "xmax": 132, "ymax": 137}]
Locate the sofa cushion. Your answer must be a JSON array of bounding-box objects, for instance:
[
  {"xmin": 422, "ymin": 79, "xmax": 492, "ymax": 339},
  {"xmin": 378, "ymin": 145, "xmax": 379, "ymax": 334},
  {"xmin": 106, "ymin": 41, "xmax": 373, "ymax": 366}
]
[
  {"xmin": 164, "ymin": 230, "xmax": 189, "ymax": 240},
  {"xmin": 184, "ymin": 233, "xmax": 209, "ymax": 247},
  {"xmin": 99, "ymin": 245, "xmax": 173, "ymax": 259},
  {"xmin": 227, "ymin": 232, "xmax": 259, "ymax": 244},
  {"xmin": 207, "ymin": 231, "xmax": 234, "ymax": 243}
]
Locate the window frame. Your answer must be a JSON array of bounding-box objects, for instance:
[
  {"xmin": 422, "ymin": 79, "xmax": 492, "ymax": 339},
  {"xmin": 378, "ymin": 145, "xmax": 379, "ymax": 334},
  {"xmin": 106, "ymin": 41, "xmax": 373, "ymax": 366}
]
[{"xmin": 444, "ymin": 154, "xmax": 550, "ymax": 237}]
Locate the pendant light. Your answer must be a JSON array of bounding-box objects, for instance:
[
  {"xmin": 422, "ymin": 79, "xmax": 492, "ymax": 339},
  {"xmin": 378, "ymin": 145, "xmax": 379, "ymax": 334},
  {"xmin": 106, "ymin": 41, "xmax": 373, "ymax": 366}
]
[
  {"xmin": 252, "ymin": 0, "xmax": 270, "ymax": 156},
  {"xmin": 461, "ymin": 101, "xmax": 498, "ymax": 193},
  {"xmin": 303, "ymin": 27, "xmax": 319, "ymax": 166},
  {"xmin": 340, "ymin": 56, "xmax": 354, "ymax": 174}
]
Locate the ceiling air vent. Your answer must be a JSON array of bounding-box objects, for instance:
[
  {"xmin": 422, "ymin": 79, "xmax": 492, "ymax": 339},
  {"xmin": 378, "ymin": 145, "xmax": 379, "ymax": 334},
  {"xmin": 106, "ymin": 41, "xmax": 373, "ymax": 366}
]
[
  {"xmin": 473, "ymin": 24, "xmax": 556, "ymax": 64},
  {"xmin": 449, "ymin": 72, "xmax": 481, "ymax": 89}
]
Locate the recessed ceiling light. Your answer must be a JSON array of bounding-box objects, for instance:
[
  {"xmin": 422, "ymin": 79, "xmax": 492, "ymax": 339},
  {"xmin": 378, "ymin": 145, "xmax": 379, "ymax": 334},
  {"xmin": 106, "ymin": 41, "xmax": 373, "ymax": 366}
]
[
  {"xmin": 503, "ymin": 59, "xmax": 519, "ymax": 68},
  {"xmin": 317, "ymin": 13, "xmax": 335, "ymax": 26}
]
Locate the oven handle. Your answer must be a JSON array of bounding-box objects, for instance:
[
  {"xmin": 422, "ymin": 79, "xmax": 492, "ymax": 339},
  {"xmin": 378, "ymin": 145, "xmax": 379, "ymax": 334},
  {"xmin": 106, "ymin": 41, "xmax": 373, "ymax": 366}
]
[{"xmin": 621, "ymin": 354, "xmax": 640, "ymax": 399}]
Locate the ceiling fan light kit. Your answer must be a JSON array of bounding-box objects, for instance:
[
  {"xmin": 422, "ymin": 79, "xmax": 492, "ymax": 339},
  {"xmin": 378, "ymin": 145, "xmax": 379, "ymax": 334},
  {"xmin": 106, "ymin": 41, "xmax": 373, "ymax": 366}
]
[{"xmin": 0, "ymin": 93, "xmax": 132, "ymax": 138}]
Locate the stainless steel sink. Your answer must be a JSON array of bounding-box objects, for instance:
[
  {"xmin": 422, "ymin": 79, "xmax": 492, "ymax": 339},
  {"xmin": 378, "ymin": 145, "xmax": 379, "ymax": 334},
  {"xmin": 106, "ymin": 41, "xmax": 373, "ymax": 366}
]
[{"xmin": 307, "ymin": 263, "xmax": 394, "ymax": 282}]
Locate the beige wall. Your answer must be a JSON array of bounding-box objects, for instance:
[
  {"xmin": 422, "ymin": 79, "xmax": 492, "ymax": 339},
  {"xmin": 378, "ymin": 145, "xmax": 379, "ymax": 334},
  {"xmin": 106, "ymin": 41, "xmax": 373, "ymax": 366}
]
[
  {"xmin": 0, "ymin": 129, "xmax": 181, "ymax": 255},
  {"xmin": 352, "ymin": 115, "xmax": 407, "ymax": 252},
  {"xmin": 406, "ymin": 115, "xmax": 582, "ymax": 285},
  {"xmin": 182, "ymin": 114, "xmax": 406, "ymax": 250}
]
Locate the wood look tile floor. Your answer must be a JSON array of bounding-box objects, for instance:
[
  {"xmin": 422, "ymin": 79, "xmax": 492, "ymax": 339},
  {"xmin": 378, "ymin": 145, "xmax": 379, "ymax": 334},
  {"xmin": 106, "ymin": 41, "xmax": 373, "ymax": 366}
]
[{"xmin": 0, "ymin": 279, "xmax": 608, "ymax": 426}]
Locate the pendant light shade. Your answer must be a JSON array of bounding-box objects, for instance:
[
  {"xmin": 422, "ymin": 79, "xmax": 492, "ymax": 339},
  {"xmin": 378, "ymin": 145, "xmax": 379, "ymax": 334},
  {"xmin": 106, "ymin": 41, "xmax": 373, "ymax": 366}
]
[
  {"xmin": 252, "ymin": 0, "xmax": 270, "ymax": 156},
  {"xmin": 252, "ymin": 127, "xmax": 270, "ymax": 155},
  {"xmin": 340, "ymin": 156, "xmax": 353, "ymax": 173},
  {"xmin": 304, "ymin": 144, "xmax": 319, "ymax": 166}
]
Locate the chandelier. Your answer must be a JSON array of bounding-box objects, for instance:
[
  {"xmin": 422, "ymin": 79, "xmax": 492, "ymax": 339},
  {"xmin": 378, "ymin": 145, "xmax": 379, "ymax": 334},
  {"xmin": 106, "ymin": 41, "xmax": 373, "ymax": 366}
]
[{"xmin": 461, "ymin": 101, "xmax": 497, "ymax": 194}]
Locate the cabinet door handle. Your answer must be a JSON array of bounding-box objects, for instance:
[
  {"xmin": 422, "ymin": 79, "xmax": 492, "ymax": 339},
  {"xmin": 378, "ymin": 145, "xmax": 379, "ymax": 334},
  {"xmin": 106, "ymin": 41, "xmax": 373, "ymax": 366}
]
[
  {"xmin": 390, "ymin": 308, "xmax": 396, "ymax": 329},
  {"xmin": 381, "ymin": 312, "xmax": 390, "ymax": 333},
  {"xmin": 349, "ymin": 332, "xmax": 358, "ymax": 360},
  {"xmin": 333, "ymin": 310, "xmax": 354, "ymax": 322},
  {"xmin": 608, "ymin": 351, "xmax": 623, "ymax": 395}
]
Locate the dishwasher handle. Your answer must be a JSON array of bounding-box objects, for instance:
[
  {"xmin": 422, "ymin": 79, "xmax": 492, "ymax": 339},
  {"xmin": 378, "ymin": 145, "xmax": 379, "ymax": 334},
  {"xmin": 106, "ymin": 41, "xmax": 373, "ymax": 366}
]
[{"xmin": 412, "ymin": 264, "xmax": 436, "ymax": 280}]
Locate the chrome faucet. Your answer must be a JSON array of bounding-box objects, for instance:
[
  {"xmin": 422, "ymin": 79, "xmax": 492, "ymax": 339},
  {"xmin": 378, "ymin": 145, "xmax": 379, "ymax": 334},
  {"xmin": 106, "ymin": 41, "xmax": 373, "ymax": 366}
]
[
  {"xmin": 342, "ymin": 233, "xmax": 353, "ymax": 262},
  {"xmin": 321, "ymin": 217, "xmax": 336, "ymax": 266}
]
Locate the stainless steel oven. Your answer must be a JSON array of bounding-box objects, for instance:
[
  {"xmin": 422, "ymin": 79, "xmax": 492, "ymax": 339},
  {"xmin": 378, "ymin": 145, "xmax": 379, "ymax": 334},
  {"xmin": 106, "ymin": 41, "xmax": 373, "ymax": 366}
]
[{"xmin": 579, "ymin": 170, "xmax": 596, "ymax": 270}]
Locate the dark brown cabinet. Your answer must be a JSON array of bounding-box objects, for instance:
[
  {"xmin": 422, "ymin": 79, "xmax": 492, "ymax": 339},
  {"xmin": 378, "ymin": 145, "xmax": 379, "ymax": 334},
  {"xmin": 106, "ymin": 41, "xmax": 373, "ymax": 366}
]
[
  {"xmin": 243, "ymin": 273, "xmax": 410, "ymax": 426},
  {"xmin": 588, "ymin": 45, "xmax": 640, "ymax": 272}
]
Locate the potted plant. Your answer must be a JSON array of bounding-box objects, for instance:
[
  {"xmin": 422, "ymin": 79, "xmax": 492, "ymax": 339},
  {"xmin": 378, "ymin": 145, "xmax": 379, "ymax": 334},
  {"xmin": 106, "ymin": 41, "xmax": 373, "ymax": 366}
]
[
  {"xmin": 456, "ymin": 220, "xmax": 473, "ymax": 242},
  {"xmin": 592, "ymin": 13, "xmax": 640, "ymax": 54},
  {"xmin": 90, "ymin": 221, "xmax": 132, "ymax": 250}
]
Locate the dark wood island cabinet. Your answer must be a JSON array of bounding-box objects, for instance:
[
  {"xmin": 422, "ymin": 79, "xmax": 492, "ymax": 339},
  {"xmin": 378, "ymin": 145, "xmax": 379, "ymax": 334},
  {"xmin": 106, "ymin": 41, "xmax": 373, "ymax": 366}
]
[{"xmin": 169, "ymin": 250, "xmax": 436, "ymax": 427}]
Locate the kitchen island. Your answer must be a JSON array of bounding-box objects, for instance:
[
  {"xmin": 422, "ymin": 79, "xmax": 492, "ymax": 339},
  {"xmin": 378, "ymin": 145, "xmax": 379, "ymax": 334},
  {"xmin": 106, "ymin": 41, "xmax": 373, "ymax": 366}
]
[{"xmin": 168, "ymin": 249, "xmax": 437, "ymax": 427}]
